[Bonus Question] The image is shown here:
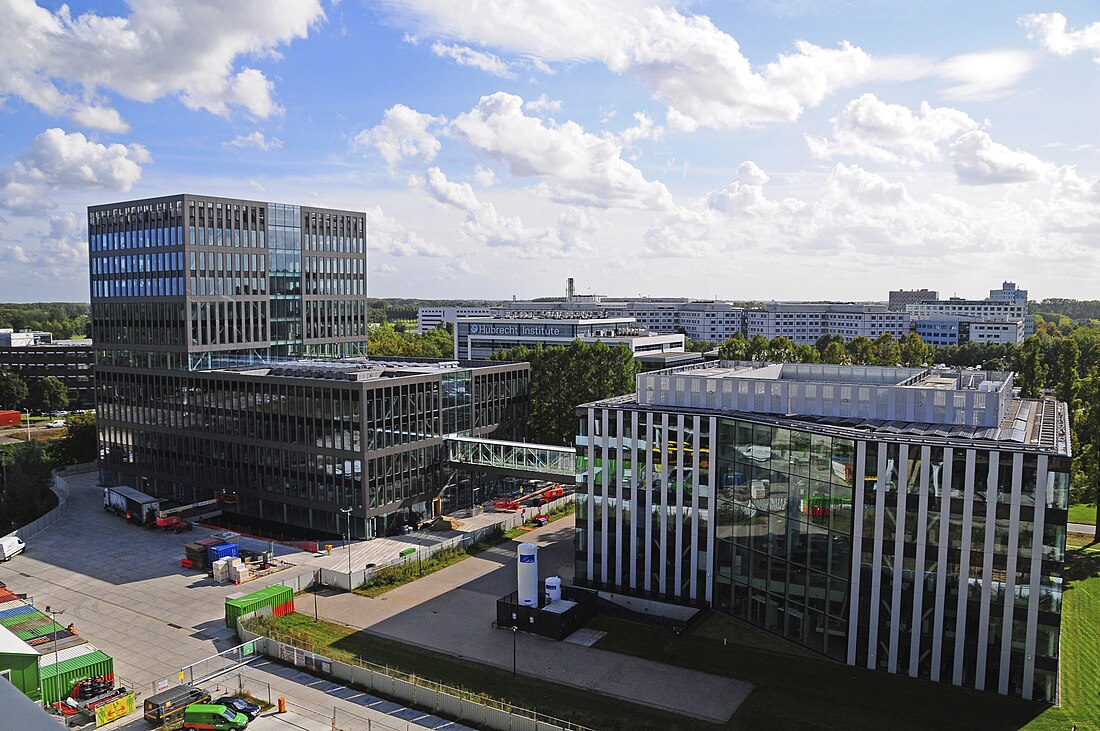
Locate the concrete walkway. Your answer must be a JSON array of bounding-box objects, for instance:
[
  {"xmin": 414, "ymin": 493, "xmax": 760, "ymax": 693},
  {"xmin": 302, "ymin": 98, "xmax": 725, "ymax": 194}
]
[
  {"xmin": 312, "ymin": 517, "xmax": 751, "ymax": 724},
  {"xmin": 1069, "ymin": 522, "xmax": 1096, "ymax": 536}
]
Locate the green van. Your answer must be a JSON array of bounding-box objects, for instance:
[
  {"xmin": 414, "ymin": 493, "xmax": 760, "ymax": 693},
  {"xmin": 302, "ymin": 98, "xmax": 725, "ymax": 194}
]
[{"xmin": 182, "ymin": 703, "xmax": 250, "ymax": 730}]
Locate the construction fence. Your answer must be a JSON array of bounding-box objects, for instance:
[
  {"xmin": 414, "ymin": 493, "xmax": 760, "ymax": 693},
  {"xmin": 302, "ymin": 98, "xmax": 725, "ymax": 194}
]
[{"xmin": 239, "ymin": 624, "xmax": 591, "ymax": 731}]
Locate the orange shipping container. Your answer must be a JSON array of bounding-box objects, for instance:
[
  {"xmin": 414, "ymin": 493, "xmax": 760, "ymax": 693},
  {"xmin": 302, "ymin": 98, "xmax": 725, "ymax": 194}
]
[{"xmin": 0, "ymin": 410, "xmax": 22, "ymax": 428}]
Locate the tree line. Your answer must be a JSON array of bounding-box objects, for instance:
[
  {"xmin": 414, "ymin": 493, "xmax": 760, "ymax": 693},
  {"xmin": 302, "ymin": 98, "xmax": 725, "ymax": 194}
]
[
  {"xmin": 0, "ymin": 373, "xmax": 69, "ymax": 413},
  {"xmin": 367, "ymin": 324, "xmax": 454, "ymax": 359},
  {"xmin": 0, "ymin": 302, "xmax": 89, "ymax": 340},
  {"xmin": 494, "ymin": 340, "xmax": 638, "ymax": 446},
  {"xmin": 0, "ymin": 412, "xmax": 96, "ymax": 533}
]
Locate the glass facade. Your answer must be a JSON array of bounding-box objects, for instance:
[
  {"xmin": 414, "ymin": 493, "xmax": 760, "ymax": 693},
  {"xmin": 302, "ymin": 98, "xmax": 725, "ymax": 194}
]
[
  {"xmin": 577, "ymin": 402, "xmax": 1070, "ymax": 704},
  {"xmin": 714, "ymin": 419, "xmax": 853, "ymax": 660},
  {"xmin": 97, "ymin": 363, "xmax": 529, "ymax": 538}
]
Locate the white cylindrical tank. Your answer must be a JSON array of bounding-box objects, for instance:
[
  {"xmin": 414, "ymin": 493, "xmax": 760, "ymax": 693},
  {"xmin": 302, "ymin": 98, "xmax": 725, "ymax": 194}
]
[
  {"xmin": 545, "ymin": 576, "xmax": 562, "ymax": 604},
  {"xmin": 517, "ymin": 543, "xmax": 538, "ymax": 606}
]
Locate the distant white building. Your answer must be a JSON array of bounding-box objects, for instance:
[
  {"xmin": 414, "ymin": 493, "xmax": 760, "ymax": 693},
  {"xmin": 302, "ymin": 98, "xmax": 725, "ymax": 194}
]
[
  {"xmin": 453, "ymin": 316, "xmax": 685, "ymax": 360},
  {"xmin": 744, "ymin": 303, "xmax": 909, "ymax": 345},
  {"xmin": 416, "ymin": 306, "xmax": 492, "ymax": 334}
]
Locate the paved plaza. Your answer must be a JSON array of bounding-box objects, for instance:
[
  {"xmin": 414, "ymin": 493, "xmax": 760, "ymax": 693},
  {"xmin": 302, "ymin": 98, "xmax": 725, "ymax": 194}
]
[
  {"xmin": 0, "ymin": 470, "xmax": 447, "ymax": 730},
  {"xmin": 312, "ymin": 518, "xmax": 752, "ymax": 724}
]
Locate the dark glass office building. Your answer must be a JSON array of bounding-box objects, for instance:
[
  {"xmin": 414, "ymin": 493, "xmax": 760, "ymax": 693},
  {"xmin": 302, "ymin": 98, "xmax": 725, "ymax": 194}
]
[
  {"xmin": 0, "ymin": 340, "xmax": 95, "ymax": 407},
  {"xmin": 576, "ymin": 362, "xmax": 1070, "ymax": 703},
  {"xmin": 89, "ymin": 194, "xmax": 529, "ymax": 537}
]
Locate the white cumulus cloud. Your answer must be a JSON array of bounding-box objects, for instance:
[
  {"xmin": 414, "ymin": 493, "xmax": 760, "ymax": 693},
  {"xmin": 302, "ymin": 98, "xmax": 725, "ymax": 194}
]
[
  {"xmin": 384, "ymin": 1, "xmax": 873, "ymax": 130},
  {"xmin": 448, "ymin": 92, "xmax": 673, "ymax": 209},
  {"xmin": 421, "ymin": 166, "xmax": 581, "ymax": 257},
  {"xmin": 0, "ymin": 0, "xmax": 323, "ymax": 130},
  {"xmin": 1020, "ymin": 12, "xmax": 1100, "ymax": 61},
  {"xmin": 356, "ymin": 104, "xmax": 445, "ymax": 169},
  {"xmin": 0, "ymin": 128, "xmax": 151, "ymax": 214},
  {"xmin": 951, "ymin": 130, "xmax": 1052, "ymax": 185},
  {"xmin": 807, "ymin": 93, "xmax": 979, "ymax": 166},
  {"xmin": 936, "ymin": 50, "xmax": 1037, "ymax": 101}
]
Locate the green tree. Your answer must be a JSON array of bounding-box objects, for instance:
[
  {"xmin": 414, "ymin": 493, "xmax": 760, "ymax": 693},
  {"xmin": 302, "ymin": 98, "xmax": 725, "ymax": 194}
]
[
  {"xmin": 821, "ymin": 342, "xmax": 849, "ymax": 364},
  {"xmin": 0, "ymin": 371, "xmax": 28, "ymax": 410},
  {"xmin": 795, "ymin": 344, "xmax": 820, "ymax": 363},
  {"xmin": 1053, "ymin": 338, "xmax": 1080, "ymax": 414},
  {"xmin": 0, "ymin": 440, "xmax": 56, "ymax": 533},
  {"xmin": 51, "ymin": 413, "xmax": 97, "ymax": 466},
  {"xmin": 814, "ymin": 333, "xmax": 844, "ymax": 356},
  {"xmin": 495, "ymin": 340, "xmax": 637, "ymax": 446},
  {"xmin": 718, "ymin": 334, "xmax": 746, "ymax": 361},
  {"xmin": 846, "ymin": 336, "xmax": 875, "ymax": 366},
  {"xmin": 1017, "ymin": 337, "xmax": 1046, "ymax": 399},
  {"xmin": 30, "ymin": 376, "xmax": 68, "ymax": 412},
  {"xmin": 745, "ymin": 334, "xmax": 769, "ymax": 361},
  {"xmin": 767, "ymin": 336, "xmax": 797, "ymax": 362},
  {"xmin": 899, "ymin": 333, "xmax": 930, "ymax": 368},
  {"xmin": 1076, "ymin": 372, "xmax": 1100, "ymax": 532},
  {"xmin": 872, "ymin": 334, "xmax": 901, "ymax": 366}
]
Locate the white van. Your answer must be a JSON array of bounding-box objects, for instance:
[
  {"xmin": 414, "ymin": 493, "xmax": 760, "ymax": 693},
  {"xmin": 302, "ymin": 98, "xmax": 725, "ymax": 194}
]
[{"xmin": 0, "ymin": 537, "xmax": 26, "ymax": 561}]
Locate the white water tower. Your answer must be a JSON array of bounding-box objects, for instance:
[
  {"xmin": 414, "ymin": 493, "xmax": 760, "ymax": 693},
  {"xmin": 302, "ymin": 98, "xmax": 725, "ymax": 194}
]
[{"xmin": 517, "ymin": 543, "xmax": 538, "ymax": 606}]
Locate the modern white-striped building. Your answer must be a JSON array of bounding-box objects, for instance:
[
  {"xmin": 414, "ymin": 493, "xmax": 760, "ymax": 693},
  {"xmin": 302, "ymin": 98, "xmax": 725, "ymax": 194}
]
[{"xmin": 575, "ymin": 362, "xmax": 1070, "ymax": 703}]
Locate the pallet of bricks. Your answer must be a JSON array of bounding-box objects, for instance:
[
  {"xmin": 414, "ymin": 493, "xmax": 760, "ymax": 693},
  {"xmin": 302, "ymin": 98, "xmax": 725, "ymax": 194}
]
[{"xmin": 182, "ymin": 536, "xmax": 233, "ymax": 572}]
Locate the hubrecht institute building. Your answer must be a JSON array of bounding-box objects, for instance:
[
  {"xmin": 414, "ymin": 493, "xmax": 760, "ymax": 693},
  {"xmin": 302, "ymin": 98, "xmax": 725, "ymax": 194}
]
[
  {"xmin": 576, "ymin": 362, "xmax": 1069, "ymax": 703},
  {"xmin": 89, "ymin": 194, "xmax": 527, "ymax": 538}
]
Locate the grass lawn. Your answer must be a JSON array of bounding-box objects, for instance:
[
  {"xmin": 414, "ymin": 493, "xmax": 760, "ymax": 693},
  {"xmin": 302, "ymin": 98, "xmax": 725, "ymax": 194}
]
[
  {"xmin": 1068, "ymin": 503, "xmax": 1097, "ymax": 525},
  {"xmin": 1022, "ymin": 542, "xmax": 1100, "ymax": 730},
  {"xmin": 260, "ymin": 539, "xmax": 1100, "ymax": 730},
  {"xmin": 253, "ymin": 613, "xmax": 694, "ymax": 731}
]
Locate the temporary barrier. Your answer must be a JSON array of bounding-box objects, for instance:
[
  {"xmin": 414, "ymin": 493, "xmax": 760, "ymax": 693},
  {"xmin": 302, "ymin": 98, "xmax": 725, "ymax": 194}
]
[
  {"xmin": 40, "ymin": 647, "xmax": 114, "ymax": 705},
  {"xmin": 224, "ymin": 585, "xmax": 293, "ymax": 628}
]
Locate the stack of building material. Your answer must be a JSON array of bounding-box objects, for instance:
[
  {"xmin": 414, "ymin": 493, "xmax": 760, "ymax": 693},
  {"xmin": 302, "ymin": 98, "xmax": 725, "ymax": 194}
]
[
  {"xmin": 212, "ymin": 559, "xmax": 230, "ymax": 583},
  {"xmin": 228, "ymin": 558, "xmax": 250, "ymax": 584}
]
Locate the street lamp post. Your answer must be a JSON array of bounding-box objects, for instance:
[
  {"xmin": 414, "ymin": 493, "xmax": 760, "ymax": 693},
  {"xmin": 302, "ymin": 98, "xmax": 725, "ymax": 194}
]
[
  {"xmin": 45, "ymin": 605, "xmax": 64, "ymax": 710},
  {"xmin": 511, "ymin": 625, "xmax": 517, "ymax": 676},
  {"xmin": 22, "ymin": 409, "xmax": 30, "ymax": 441},
  {"xmin": 340, "ymin": 506, "xmax": 353, "ymax": 591}
]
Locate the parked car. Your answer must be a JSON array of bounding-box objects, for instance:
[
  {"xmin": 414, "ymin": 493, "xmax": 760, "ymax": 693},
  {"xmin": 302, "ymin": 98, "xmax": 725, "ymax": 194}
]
[
  {"xmin": 49, "ymin": 410, "xmax": 67, "ymax": 417},
  {"xmin": 214, "ymin": 696, "xmax": 261, "ymax": 721},
  {"xmin": 44, "ymin": 420, "xmax": 65, "ymax": 428}
]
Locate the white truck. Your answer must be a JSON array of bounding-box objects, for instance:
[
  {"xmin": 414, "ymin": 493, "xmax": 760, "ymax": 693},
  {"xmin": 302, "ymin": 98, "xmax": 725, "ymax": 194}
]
[{"xmin": 103, "ymin": 486, "xmax": 161, "ymax": 526}]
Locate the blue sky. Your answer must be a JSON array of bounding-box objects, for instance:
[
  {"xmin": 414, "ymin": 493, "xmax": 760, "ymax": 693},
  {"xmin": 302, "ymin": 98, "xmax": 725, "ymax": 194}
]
[{"xmin": 2, "ymin": 0, "xmax": 1100, "ymax": 302}]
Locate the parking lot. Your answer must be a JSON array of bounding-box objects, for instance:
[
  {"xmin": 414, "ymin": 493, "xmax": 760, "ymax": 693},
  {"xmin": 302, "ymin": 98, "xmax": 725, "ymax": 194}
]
[{"xmin": 0, "ymin": 470, "xmax": 453, "ymax": 730}]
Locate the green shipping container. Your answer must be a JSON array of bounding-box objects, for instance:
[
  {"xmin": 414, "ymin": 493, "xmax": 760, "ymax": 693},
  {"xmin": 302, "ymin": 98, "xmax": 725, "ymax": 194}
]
[
  {"xmin": 39, "ymin": 649, "xmax": 113, "ymax": 705},
  {"xmin": 15, "ymin": 621, "xmax": 64, "ymax": 641},
  {"xmin": 0, "ymin": 609, "xmax": 46, "ymax": 628},
  {"xmin": 0, "ymin": 626, "xmax": 42, "ymax": 702},
  {"xmin": 224, "ymin": 584, "xmax": 294, "ymax": 628}
]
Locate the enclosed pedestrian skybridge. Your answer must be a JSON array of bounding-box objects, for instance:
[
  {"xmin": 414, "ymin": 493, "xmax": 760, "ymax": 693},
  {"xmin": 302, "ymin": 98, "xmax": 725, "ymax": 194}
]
[{"xmin": 444, "ymin": 435, "xmax": 575, "ymax": 481}]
